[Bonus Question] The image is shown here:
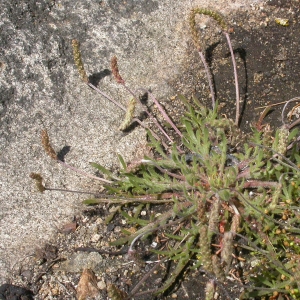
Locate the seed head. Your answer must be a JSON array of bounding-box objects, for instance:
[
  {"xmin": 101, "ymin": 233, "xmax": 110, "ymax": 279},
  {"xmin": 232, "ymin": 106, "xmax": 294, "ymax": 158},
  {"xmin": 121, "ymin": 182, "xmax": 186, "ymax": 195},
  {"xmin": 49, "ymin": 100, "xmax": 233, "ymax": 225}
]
[
  {"xmin": 111, "ymin": 56, "xmax": 125, "ymax": 84},
  {"xmin": 72, "ymin": 39, "xmax": 89, "ymax": 83},
  {"xmin": 30, "ymin": 173, "xmax": 46, "ymax": 192},
  {"xmin": 41, "ymin": 130, "xmax": 58, "ymax": 160}
]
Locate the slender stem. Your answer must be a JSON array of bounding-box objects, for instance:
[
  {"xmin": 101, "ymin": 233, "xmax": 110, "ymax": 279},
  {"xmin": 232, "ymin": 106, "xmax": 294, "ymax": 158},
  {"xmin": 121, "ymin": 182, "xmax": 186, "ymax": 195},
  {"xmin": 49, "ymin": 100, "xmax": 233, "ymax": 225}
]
[
  {"xmin": 256, "ymin": 106, "xmax": 272, "ymax": 130},
  {"xmin": 243, "ymin": 180, "xmax": 278, "ymax": 189},
  {"xmin": 198, "ymin": 51, "xmax": 216, "ymax": 109},
  {"xmin": 44, "ymin": 188, "xmax": 179, "ymax": 204},
  {"xmin": 249, "ymin": 142, "xmax": 300, "ymax": 172},
  {"xmin": 130, "ymin": 88, "xmax": 175, "ymax": 144},
  {"xmin": 124, "ymin": 84, "xmax": 179, "ymax": 150},
  {"xmin": 86, "ymin": 198, "xmax": 175, "ymax": 204},
  {"xmin": 139, "ymin": 88, "xmax": 183, "ymax": 138},
  {"xmin": 88, "ymin": 82, "xmax": 126, "ymax": 111},
  {"xmin": 135, "ymin": 88, "xmax": 185, "ymax": 154},
  {"xmin": 151, "ymin": 164, "xmax": 185, "ymax": 180},
  {"xmin": 288, "ymin": 117, "xmax": 300, "ymax": 130},
  {"xmin": 88, "ymin": 82, "xmax": 171, "ymax": 150},
  {"xmin": 132, "ymin": 117, "xmax": 170, "ymax": 150},
  {"xmin": 139, "ymin": 107, "xmax": 174, "ymax": 144},
  {"xmin": 287, "ymin": 135, "xmax": 300, "ymax": 150},
  {"xmin": 58, "ymin": 160, "xmax": 113, "ymax": 184},
  {"xmin": 122, "ymin": 83, "xmax": 140, "ymax": 103},
  {"xmin": 255, "ymin": 100, "xmax": 292, "ymax": 110},
  {"xmin": 224, "ymin": 32, "xmax": 240, "ymax": 125}
]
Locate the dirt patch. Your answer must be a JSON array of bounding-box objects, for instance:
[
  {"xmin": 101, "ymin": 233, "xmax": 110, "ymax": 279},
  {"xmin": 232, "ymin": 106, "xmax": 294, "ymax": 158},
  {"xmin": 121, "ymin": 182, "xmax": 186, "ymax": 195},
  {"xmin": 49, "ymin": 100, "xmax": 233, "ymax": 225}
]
[
  {"xmin": 6, "ymin": 205, "xmax": 245, "ymax": 300},
  {"xmin": 168, "ymin": 2, "xmax": 300, "ymax": 132}
]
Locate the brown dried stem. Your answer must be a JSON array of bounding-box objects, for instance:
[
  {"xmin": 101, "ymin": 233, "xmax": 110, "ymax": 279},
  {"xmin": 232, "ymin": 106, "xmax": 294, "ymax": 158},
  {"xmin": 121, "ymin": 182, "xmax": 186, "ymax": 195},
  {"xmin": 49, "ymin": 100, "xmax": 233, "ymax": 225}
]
[
  {"xmin": 223, "ymin": 31, "xmax": 240, "ymax": 125},
  {"xmin": 137, "ymin": 88, "xmax": 183, "ymax": 138}
]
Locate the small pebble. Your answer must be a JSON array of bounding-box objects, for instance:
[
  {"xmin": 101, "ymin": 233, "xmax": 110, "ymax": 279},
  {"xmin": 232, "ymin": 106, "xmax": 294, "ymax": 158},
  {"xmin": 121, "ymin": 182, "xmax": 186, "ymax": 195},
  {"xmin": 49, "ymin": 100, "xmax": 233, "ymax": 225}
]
[
  {"xmin": 51, "ymin": 287, "xmax": 59, "ymax": 296},
  {"xmin": 96, "ymin": 217, "xmax": 103, "ymax": 224},
  {"xmin": 171, "ymin": 293, "xmax": 178, "ymax": 298},
  {"xmin": 114, "ymin": 226, "xmax": 121, "ymax": 233},
  {"xmin": 82, "ymin": 217, "xmax": 89, "ymax": 223},
  {"xmin": 97, "ymin": 280, "xmax": 106, "ymax": 290},
  {"xmin": 151, "ymin": 241, "xmax": 158, "ymax": 248},
  {"xmin": 109, "ymin": 206, "xmax": 117, "ymax": 213},
  {"xmin": 21, "ymin": 270, "xmax": 33, "ymax": 281},
  {"xmin": 250, "ymin": 259, "xmax": 260, "ymax": 268},
  {"xmin": 91, "ymin": 234, "xmax": 101, "ymax": 242}
]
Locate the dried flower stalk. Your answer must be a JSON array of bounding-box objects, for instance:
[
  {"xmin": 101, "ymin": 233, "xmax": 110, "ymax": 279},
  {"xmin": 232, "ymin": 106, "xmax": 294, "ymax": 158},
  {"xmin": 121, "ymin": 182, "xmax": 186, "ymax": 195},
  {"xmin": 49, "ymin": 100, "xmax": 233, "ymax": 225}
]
[
  {"xmin": 205, "ymin": 279, "xmax": 216, "ymax": 300},
  {"xmin": 220, "ymin": 231, "xmax": 234, "ymax": 274},
  {"xmin": 212, "ymin": 254, "xmax": 225, "ymax": 281},
  {"xmin": 208, "ymin": 195, "xmax": 221, "ymax": 243},
  {"xmin": 111, "ymin": 56, "xmax": 125, "ymax": 84},
  {"xmin": 118, "ymin": 97, "xmax": 136, "ymax": 131},
  {"xmin": 198, "ymin": 225, "xmax": 213, "ymax": 273},
  {"xmin": 29, "ymin": 173, "xmax": 46, "ymax": 192},
  {"xmin": 72, "ymin": 39, "xmax": 89, "ymax": 83},
  {"xmin": 41, "ymin": 130, "xmax": 58, "ymax": 160},
  {"xmin": 189, "ymin": 8, "xmax": 227, "ymax": 51}
]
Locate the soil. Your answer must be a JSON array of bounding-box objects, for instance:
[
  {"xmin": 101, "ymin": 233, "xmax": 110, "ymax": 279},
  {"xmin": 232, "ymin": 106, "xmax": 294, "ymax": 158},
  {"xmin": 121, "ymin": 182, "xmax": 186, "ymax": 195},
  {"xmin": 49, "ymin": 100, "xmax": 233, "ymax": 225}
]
[
  {"xmin": 2, "ymin": 2, "xmax": 300, "ymax": 300},
  {"xmin": 168, "ymin": 2, "xmax": 300, "ymax": 133},
  {"xmin": 4, "ymin": 205, "xmax": 246, "ymax": 300}
]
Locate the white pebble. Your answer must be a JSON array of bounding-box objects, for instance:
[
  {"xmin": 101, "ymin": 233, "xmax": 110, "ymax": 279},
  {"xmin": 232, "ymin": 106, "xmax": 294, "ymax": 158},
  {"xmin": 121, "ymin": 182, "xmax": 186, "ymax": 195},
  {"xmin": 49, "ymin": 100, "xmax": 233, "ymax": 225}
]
[
  {"xmin": 151, "ymin": 241, "xmax": 158, "ymax": 248},
  {"xmin": 97, "ymin": 280, "xmax": 106, "ymax": 290},
  {"xmin": 91, "ymin": 234, "xmax": 101, "ymax": 242}
]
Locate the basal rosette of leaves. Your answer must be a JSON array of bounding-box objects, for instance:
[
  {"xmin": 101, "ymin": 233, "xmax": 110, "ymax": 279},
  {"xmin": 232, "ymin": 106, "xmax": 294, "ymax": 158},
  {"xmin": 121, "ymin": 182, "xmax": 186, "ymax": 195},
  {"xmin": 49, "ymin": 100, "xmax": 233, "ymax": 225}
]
[{"xmin": 85, "ymin": 98, "xmax": 300, "ymax": 299}]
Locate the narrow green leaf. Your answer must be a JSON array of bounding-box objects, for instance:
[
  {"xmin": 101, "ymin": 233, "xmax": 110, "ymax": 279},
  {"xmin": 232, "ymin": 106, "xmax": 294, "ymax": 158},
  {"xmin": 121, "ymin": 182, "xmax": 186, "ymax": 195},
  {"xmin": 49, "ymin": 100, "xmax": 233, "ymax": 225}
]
[
  {"xmin": 90, "ymin": 162, "xmax": 114, "ymax": 177},
  {"xmin": 184, "ymin": 120, "xmax": 198, "ymax": 145},
  {"xmin": 82, "ymin": 199, "xmax": 102, "ymax": 205},
  {"xmin": 117, "ymin": 154, "xmax": 127, "ymax": 170}
]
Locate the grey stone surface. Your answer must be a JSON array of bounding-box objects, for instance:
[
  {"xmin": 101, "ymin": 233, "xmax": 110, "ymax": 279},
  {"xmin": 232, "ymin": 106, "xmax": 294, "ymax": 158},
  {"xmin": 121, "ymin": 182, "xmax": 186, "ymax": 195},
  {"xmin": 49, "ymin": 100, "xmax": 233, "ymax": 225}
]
[
  {"xmin": 0, "ymin": 0, "xmax": 263, "ymax": 283},
  {"xmin": 59, "ymin": 252, "xmax": 105, "ymax": 273}
]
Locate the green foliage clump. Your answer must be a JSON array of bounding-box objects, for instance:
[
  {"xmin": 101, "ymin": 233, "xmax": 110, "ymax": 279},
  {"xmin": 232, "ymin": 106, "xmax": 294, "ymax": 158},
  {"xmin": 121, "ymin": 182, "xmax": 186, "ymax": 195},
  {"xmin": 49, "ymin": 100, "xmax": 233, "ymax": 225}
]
[{"xmin": 88, "ymin": 97, "xmax": 300, "ymax": 298}]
